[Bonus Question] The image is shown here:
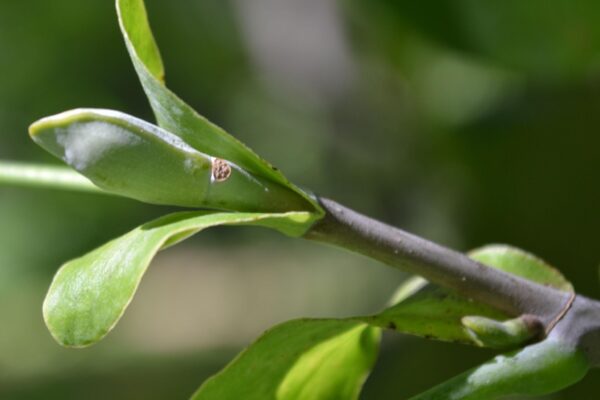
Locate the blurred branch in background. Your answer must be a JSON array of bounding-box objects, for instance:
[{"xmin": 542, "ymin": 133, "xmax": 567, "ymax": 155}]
[
  {"xmin": 233, "ymin": 0, "xmax": 356, "ymax": 101},
  {"xmin": 0, "ymin": 162, "xmax": 102, "ymax": 194}
]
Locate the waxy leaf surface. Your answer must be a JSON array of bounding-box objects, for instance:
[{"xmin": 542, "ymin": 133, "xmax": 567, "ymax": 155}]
[
  {"xmin": 30, "ymin": 109, "xmax": 313, "ymax": 212},
  {"xmin": 191, "ymin": 265, "xmax": 429, "ymax": 400},
  {"xmin": 116, "ymin": 0, "xmax": 321, "ymax": 214},
  {"xmin": 193, "ymin": 320, "xmax": 380, "ymax": 400},
  {"xmin": 43, "ymin": 210, "xmax": 314, "ymax": 347}
]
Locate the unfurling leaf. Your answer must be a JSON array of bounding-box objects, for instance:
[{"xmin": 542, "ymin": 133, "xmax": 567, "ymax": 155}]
[
  {"xmin": 30, "ymin": 109, "xmax": 314, "ymax": 213},
  {"xmin": 188, "ymin": 244, "xmax": 576, "ymax": 398},
  {"xmin": 461, "ymin": 315, "xmax": 543, "ymax": 349},
  {"xmin": 116, "ymin": 0, "xmax": 321, "ymax": 214}
]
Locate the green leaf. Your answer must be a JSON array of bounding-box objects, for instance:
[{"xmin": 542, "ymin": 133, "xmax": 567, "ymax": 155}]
[
  {"xmin": 116, "ymin": 0, "xmax": 164, "ymax": 82},
  {"xmin": 30, "ymin": 109, "xmax": 314, "ymax": 213},
  {"xmin": 461, "ymin": 315, "xmax": 543, "ymax": 349},
  {"xmin": 115, "ymin": 0, "xmax": 321, "ymax": 214},
  {"xmin": 366, "ymin": 244, "xmax": 573, "ymax": 346},
  {"xmin": 187, "ymin": 245, "xmax": 575, "ymax": 399},
  {"xmin": 190, "ymin": 273, "xmax": 440, "ymax": 399},
  {"xmin": 409, "ymin": 338, "xmax": 589, "ymax": 400},
  {"xmin": 43, "ymin": 210, "xmax": 315, "ymax": 347},
  {"xmin": 367, "ymin": 277, "xmax": 507, "ymax": 345},
  {"xmin": 468, "ymin": 244, "xmax": 573, "ymax": 292},
  {"xmin": 192, "ymin": 319, "xmax": 380, "ymax": 400}
]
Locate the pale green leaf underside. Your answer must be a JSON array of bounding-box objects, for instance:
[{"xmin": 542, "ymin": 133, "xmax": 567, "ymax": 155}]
[
  {"xmin": 116, "ymin": 0, "xmax": 322, "ymax": 214},
  {"xmin": 43, "ymin": 210, "xmax": 315, "ymax": 347},
  {"xmin": 30, "ymin": 109, "xmax": 314, "ymax": 213}
]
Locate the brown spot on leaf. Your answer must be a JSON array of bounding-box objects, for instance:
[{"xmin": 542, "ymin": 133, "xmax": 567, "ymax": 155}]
[{"xmin": 212, "ymin": 158, "xmax": 232, "ymax": 182}]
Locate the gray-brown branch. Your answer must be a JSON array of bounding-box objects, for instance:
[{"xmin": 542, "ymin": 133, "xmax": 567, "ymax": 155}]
[{"xmin": 305, "ymin": 197, "xmax": 572, "ymax": 328}]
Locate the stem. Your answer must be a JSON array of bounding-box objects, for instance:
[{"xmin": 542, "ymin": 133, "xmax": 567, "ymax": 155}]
[
  {"xmin": 0, "ymin": 161, "xmax": 105, "ymax": 194},
  {"xmin": 306, "ymin": 197, "xmax": 571, "ymax": 327}
]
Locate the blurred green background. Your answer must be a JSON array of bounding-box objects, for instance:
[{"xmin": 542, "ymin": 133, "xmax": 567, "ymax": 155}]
[{"xmin": 1, "ymin": 0, "xmax": 599, "ymax": 398}]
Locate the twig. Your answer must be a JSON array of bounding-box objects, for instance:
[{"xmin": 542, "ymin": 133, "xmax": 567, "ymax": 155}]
[
  {"xmin": 305, "ymin": 197, "xmax": 572, "ymax": 328},
  {"xmin": 0, "ymin": 161, "xmax": 105, "ymax": 194}
]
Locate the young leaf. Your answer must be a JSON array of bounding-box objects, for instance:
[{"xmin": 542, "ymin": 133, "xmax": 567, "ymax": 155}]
[
  {"xmin": 192, "ymin": 320, "xmax": 380, "ymax": 400},
  {"xmin": 468, "ymin": 244, "xmax": 574, "ymax": 292},
  {"xmin": 409, "ymin": 338, "xmax": 589, "ymax": 400},
  {"xmin": 188, "ymin": 245, "xmax": 572, "ymax": 398},
  {"xmin": 367, "ymin": 281, "xmax": 507, "ymax": 345},
  {"xmin": 43, "ymin": 210, "xmax": 315, "ymax": 347},
  {"xmin": 115, "ymin": 0, "xmax": 322, "ymax": 214},
  {"xmin": 367, "ymin": 244, "xmax": 573, "ymax": 346},
  {"xmin": 0, "ymin": 161, "xmax": 101, "ymax": 194},
  {"xmin": 30, "ymin": 109, "xmax": 314, "ymax": 213},
  {"xmin": 461, "ymin": 315, "xmax": 543, "ymax": 349}
]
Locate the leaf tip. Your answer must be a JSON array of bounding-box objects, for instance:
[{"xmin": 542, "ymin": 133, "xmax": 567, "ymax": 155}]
[{"xmin": 29, "ymin": 108, "xmax": 94, "ymax": 139}]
